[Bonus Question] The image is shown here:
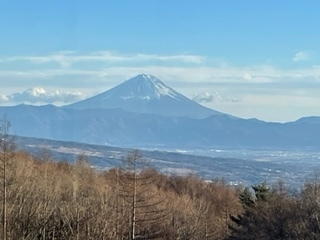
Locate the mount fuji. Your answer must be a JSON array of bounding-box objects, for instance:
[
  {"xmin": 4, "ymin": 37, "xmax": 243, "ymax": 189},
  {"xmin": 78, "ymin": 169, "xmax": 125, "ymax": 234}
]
[
  {"xmin": 66, "ymin": 74, "xmax": 223, "ymax": 119},
  {"xmin": 1, "ymin": 74, "xmax": 320, "ymax": 149}
]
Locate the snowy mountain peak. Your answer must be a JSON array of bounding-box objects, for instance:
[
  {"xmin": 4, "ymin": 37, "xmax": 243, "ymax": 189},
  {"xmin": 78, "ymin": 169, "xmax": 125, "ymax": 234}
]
[
  {"xmin": 66, "ymin": 74, "xmax": 223, "ymax": 119},
  {"xmin": 140, "ymin": 73, "xmax": 156, "ymax": 80},
  {"xmin": 121, "ymin": 74, "xmax": 179, "ymax": 100}
]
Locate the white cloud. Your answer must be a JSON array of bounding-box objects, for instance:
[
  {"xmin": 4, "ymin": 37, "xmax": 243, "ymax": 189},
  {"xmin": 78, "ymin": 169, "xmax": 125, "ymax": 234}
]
[
  {"xmin": 192, "ymin": 92, "xmax": 214, "ymax": 103},
  {"xmin": 0, "ymin": 87, "xmax": 85, "ymax": 105},
  {"xmin": 293, "ymin": 51, "xmax": 311, "ymax": 62},
  {"xmin": 192, "ymin": 91, "xmax": 240, "ymax": 104},
  {"xmin": 243, "ymin": 72, "xmax": 253, "ymax": 80},
  {"xmin": 0, "ymin": 95, "xmax": 9, "ymax": 102}
]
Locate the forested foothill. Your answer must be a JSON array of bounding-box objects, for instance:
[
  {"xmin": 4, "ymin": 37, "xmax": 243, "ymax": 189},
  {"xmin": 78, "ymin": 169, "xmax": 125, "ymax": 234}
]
[{"xmin": 1, "ymin": 116, "xmax": 320, "ymax": 239}]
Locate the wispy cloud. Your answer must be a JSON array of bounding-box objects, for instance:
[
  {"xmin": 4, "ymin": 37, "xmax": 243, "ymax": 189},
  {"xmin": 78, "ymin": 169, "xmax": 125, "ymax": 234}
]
[
  {"xmin": 1, "ymin": 50, "xmax": 319, "ymax": 86},
  {"xmin": 0, "ymin": 51, "xmax": 204, "ymax": 67},
  {"xmin": 292, "ymin": 51, "xmax": 311, "ymax": 62},
  {"xmin": 1, "ymin": 65, "xmax": 320, "ymax": 92}
]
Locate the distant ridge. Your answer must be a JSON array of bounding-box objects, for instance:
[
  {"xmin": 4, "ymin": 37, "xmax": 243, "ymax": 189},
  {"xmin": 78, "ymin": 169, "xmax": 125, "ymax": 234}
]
[
  {"xmin": 1, "ymin": 102, "xmax": 320, "ymax": 149},
  {"xmin": 66, "ymin": 74, "xmax": 223, "ymax": 119}
]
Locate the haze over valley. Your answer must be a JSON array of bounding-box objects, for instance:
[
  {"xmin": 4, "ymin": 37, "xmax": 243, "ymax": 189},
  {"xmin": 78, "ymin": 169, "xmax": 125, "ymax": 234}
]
[{"xmin": 0, "ymin": 73, "xmax": 319, "ymax": 189}]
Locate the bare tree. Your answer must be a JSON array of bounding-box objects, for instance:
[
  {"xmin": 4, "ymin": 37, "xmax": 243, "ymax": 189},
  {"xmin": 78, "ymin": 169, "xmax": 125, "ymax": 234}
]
[
  {"xmin": 0, "ymin": 115, "xmax": 15, "ymax": 240},
  {"xmin": 119, "ymin": 150, "xmax": 167, "ymax": 240}
]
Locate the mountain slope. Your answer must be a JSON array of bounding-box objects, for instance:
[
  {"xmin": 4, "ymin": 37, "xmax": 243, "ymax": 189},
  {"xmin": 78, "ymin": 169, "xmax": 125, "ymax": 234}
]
[
  {"xmin": 66, "ymin": 74, "xmax": 223, "ymax": 119},
  {"xmin": 1, "ymin": 104, "xmax": 320, "ymax": 149}
]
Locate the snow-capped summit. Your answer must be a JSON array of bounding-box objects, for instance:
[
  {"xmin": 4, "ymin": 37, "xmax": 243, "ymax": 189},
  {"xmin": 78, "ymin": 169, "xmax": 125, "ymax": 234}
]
[
  {"xmin": 112, "ymin": 74, "xmax": 180, "ymax": 101},
  {"xmin": 66, "ymin": 74, "xmax": 224, "ymax": 119}
]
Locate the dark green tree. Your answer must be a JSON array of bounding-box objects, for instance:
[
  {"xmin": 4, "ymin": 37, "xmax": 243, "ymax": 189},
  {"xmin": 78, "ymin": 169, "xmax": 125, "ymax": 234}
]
[
  {"xmin": 239, "ymin": 187, "xmax": 254, "ymax": 210},
  {"xmin": 252, "ymin": 181, "xmax": 269, "ymax": 202},
  {"xmin": 229, "ymin": 182, "xmax": 272, "ymax": 240}
]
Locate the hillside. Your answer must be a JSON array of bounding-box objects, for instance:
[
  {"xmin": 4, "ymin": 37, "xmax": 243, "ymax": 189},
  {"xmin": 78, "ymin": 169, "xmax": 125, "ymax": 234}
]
[{"xmin": 15, "ymin": 136, "xmax": 318, "ymax": 188}]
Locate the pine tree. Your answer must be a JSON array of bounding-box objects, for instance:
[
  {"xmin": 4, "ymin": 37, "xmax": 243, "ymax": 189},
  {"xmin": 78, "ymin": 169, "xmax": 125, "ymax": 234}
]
[
  {"xmin": 239, "ymin": 187, "xmax": 254, "ymax": 210},
  {"xmin": 252, "ymin": 182, "xmax": 269, "ymax": 202}
]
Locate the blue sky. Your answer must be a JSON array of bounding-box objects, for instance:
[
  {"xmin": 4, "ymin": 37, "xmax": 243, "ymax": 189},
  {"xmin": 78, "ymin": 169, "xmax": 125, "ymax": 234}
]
[{"xmin": 0, "ymin": 1, "xmax": 319, "ymax": 122}]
